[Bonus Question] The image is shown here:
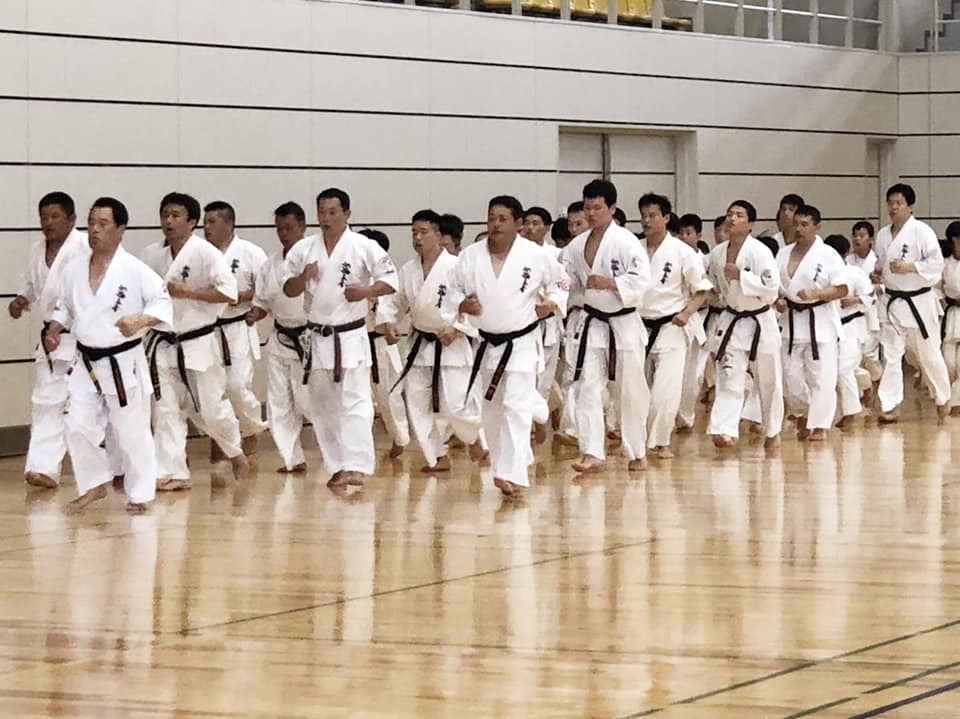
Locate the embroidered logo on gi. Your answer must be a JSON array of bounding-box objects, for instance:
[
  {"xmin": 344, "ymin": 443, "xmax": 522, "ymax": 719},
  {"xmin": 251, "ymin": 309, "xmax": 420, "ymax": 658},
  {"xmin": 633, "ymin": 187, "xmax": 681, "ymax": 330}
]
[
  {"xmin": 520, "ymin": 266, "xmax": 532, "ymax": 292},
  {"xmin": 900, "ymin": 244, "xmax": 909, "ymax": 260},
  {"xmin": 180, "ymin": 265, "xmax": 190, "ymax": 280},
  {"xmin": 230, "ymin": 258, "xmax": 240, "ymax": 274},
  {"xmin": 112, "ymin": 285, "xmax": 127, "ymax": 312},
  {"xmin": 338, "ymin": 262, "xmax": 352, "ymax": 287},
  {"xmin": 812, "ymin": 263, "xmax": 823, "ymax": 283},
  {"xmin": 611, "ymin": 258, "xmax": 622, "ymax": 277},
  {"xmin": 436, "ymin": 284, "xmax": 447, "ymax": 309},
  {"xmin": 660, "ymin": 261, "xmax": 673, "ymax": 285}
]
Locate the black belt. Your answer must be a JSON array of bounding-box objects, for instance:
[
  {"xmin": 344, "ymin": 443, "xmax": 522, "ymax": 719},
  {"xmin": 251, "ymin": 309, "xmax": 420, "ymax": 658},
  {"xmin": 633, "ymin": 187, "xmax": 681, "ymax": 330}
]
[
  {"xmin": 786, "ymin": 299, "xmax": 828, "ymax": 360},
  {"xmin": 467, "ymin": 319, "xmax": 541, "ymax": 401},
  {"xmin": 40, "ymin": 322, "xmax": 69, "ymax": 371},
  {"xmin": 145, "ymin": 323, "xmax": 216, "ymax": 412},
  {"xmin": 704, "ymin": 305, "xmax": 723, "ymax": 327},
  {"xmin": 393, "ymin": 327, "xmax": 442, "ymax": 413},
  {"xmin": 643, "ymin": 313, "xmax": 678, "ymax": 355},
  {"xmin": 573, "ymin": 305, "xmax": 637, "ymax": 383},
  {"xmin": 77, "ymin": 338, "xmax": 142, "ymax": 408},
  {"xmin": 215, "ymin": 313, "xmax": 248, "ymax": 367},
  {"xmin": 715, "ymin": 305, "xmax": 772, "ymax": 362},
  {"xmin": 887, "ymin": 287, "xmax": 932, "ymax": 340},
  {"xmin": 942, "ymin": 296, "xmax": 960, "ymax": 340},
  {"xmin": 274, "ymin": 321, "xmax": 307, "ymax": 363},
  {"xmin": 368, "ymin": 331, "xmax": 383, "ymax": 384},
  {"xmin": 841, "ymin": 310, "xmax": 864, "ymax": 325},
  {"xmin": 302, "ymin": 317, "xmax": 367, "ymax": 383}
]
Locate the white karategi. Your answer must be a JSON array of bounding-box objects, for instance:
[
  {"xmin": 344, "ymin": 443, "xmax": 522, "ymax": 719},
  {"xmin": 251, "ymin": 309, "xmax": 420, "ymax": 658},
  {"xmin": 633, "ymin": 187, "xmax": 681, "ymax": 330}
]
[
  {"xmin": 20, "ymin": 228, "xmax": 88, "ymax": 483},
  {"xmin": 875, "ymin": 216, "xmax": 950, "ymax": 411},
  {"xmin": 939, "ymin": 255, "xmax": 960, "ymax": 407},
  {"xmin": 707, "ymin": 236, "xmax": 784, "ymax": 439},
  {"xmin": 216, "ymin": 236, "xmax": 268, "ymax": 439},
  {"xmin": 557, "ymin": 272, "xmax": 584, "ymax": 438},
  {"xmin": 141, "ymin": 236, "xmax": 242, "ymax": 480},
  {"xmin": 564, "ymin": 224, "xmax": 650, "ymax": 461},
  {"xmin": 447, "ymin": 238, "xmax": 567, "ymax": 487},
  {"xmin": 379, "ymin": 250, "xmax": 481, "ymax": 468},
  {"xmin": 52, "ymin": 247, "xmax": 172, "ymax": 504},
  {"xmin": 537, "ymin": 244, "xmax": 565, "ymax": 415},
  {"xmin": 777, "ymin": 238, "xmax": 847, "ymax": 430},
  {"xmin": 253, "ymin": 244, "xmax": 312, "ymax": 470},
  {"xmin": 281, "ymin": 230, "xmax": 399, "ymax": 477},
  {"xmin": 367, "ymin": 305, "xmax": 410, "ymax": 450},
  {"xmin": 678, "ymin": 251, "xmax": 716, "ymax": 429},
  {"xmin": 837, "ymin": 264, "xmax": 875, "ymax": 418},
  {"xmin": 847, "ymin": 249, "xmax": 882, "ymax": 379},
  {"xmin": 641, "ymin": 235, "xmax": 712, "ymax": 448}
]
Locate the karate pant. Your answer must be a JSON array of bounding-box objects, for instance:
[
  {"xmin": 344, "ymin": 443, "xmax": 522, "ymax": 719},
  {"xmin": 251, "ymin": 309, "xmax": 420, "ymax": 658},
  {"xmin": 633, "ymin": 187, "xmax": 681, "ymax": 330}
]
[
  {"xmin": 783, "ymin": 341, "xmax": 838, "ymax": 430},
  {"xmin": 153, "ymin": 364, "xmax": 242, "ymax": 481},
  {"xmin": 678, "ymin": 340, "xmax": 708, "ymax": 429},
  {"xmin": 878, "ymin": 323, "xmax": 951, "ymax": 412},
  {"xmin": 480, "ymin": 369, "xmax": 540, "ymax": 487},
  {"xmin": 537, "ymin": 341, "xmax": 561, "ymax": 415},
  {"xmin": 837, "ymin": 336, "xmax": 864, "ymax": 418},
  {"xmin": 709, "ymin": 349, "xmax": 783, "ymax": 439},
  {"xmin": 25, "ymin": 358, "xmax": 69, "ymax": 482},
  {"xmin": 944, "ymin": 341, "xmax": 960, "ymax": 407},
  {"xmin": 574, "ymin": 348, "xmax": 648, "ymax": 461},
  {"xmin": 308, "ymin": 366, "xmax": 375, "ymax": 476},
  {"xmin": 861, "ymin": 332, "xmax": 883, "ymax": 382},
  {"xmin": 224, "ymin": 346, "xmax": 267, "ymax": 438},
  {"xmin": 65, "ymin": 379, "xmax": 156, "ymax": 504},
  {"xmin": 645, "ymin": 340, "xmax": 687, "ymax": 448},
  {"xmin": 405, "ymin": 365, "xmax": 481, "ymax": 468},
  {"xmin": 371, "ymin": 341, "xmax": 410, "ymax": 447},
  {"xmin": 266, "ymin": 352, "xmax": 310, "ymax": 471}
]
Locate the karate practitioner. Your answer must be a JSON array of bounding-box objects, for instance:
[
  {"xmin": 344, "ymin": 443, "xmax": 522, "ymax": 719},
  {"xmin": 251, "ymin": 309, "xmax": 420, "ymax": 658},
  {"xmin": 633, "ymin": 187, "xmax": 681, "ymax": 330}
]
[
  {"xmin": 11, "ymin": 192, "xmax": 88, "ymax": 489},
  {"xmin": 45, "ymin": 197, "xmax": 172, "ymax": 513},
  {"xmin": 141, "ymin": 192, "xmax": 248, "ymax": 490},
  {"xmin": 378, "ymin": 209, "xmax": 483, "ymax": 472},
  {"xmin": 775, "ymin": 206, "xmax": 848, "ymax": 441},
  {"xmin": 282, "ymin": 188, "xmax": 399, "ymax": 489},
  {"xmin": 848, "ymin": 220, "xmax": 883, "ymax": 388},
  {"xmin": 772, "ymin": 193, "xmax": 804, "ymax": 251},
  {"xmin": 439, "ymin": 214, "xmax": 464, "ymax": 257},
  {"xmin": 564, "ymin": 180, "xmax": 650, "ymax": 473},
  {"xmin": 940, "ymin": 221, "xmax": 960, "ymax": 412},
  {"xmin": 872, "ymin": 183, "xmax": 950, "ymax": 423},
  {"xmin": 706, "ymin": 200, "xmax": 783, "ymax": 449},
  {"xmin": 676, "ymin": 213, "xmax": 713, "ymax": 431},
  {"xmin": 446, "ymin": 195, "xmax": 567, "ymax": 497},
  {"xmin": 248, "ymin": 202, "xmax": 312, "ymax": 473},
  {"xmin": 638, "ymin": 195, "xmax": 711, "ymax": 457}
]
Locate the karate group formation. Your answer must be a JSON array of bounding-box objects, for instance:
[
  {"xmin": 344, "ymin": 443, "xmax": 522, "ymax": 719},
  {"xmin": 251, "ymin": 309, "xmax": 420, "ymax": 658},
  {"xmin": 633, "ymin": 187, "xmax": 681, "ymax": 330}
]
[{"xmin": 10, "ymin": 178, "xmax": 955, "ymax": 513}]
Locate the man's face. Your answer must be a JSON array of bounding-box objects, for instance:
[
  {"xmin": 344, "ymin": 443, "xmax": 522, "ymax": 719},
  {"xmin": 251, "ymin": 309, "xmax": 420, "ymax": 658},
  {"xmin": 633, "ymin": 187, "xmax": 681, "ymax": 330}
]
[
  {"xmin": 851, "ymin": 227, "xmax": 873, "ymax": 257},
  {"xmin": 160, "ymin": 203, "xmax": 196, "ymax": 242},
  {"xmin": 640, "ymin": 203, "xmax": 668, "ymax": 238},
  {"xmin": 440, "ymin": 234, "xmax": 460, "ymax": 256},
  {"xmin": 203, "ymin": 210, "xmax": 233, "ymax": 245},
  {"xmin": 87, "ymin": 206, "xmax": 124, "ymax": 254},
  {"xmin": 778, "ymin": 204, "xmax": 798, "ymax": 233},
  {"xmin": 522, "ymin": 215, "xmax": 549, "ymax": 245},
  {"xmin": 678, "ymin": 226, "xmax": 700, "ymax": 250},
  {"xmin": 39, "ymin": 204, "xmax": 75, "ymax": 244},
  {"xmin": 317, "ymin": 197, "xmax": 350, "ymax": 238},
  {"xmin": 887, "ymin": 193, "xmax": 912, "ymax": 225},
  {"xmin": 793, "ymin": 213, "xmax": 819, "ymax": 244},
  {"xmin": 411, "ymin": 220, "xmax": 442, "ymax": 257},
  {"xmin": 714, "ymin": 222, "xmax": 729, "ymax": 245},
  {"xmin": 275, "ymin": 214, "xmax": 305, "ymax": 247},
  {"xmin": 567, "ymin": 211, "xmax": 588, "ymax": 237},
  {"xmin": 487, "ymin": 205, "xmax": 521, "ymax": 243},
  {"xmin": 725, "ymin": 205, "xmax": 753, "ymax": 239},
  {"xmin": 583, "ymin": 197, "xmax": 615, "ymax": 230}
]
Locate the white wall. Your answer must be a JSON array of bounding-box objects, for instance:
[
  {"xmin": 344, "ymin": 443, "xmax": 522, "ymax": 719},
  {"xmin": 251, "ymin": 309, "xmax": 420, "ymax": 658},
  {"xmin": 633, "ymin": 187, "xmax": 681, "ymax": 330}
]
[{"xmin": 0, "ymin": 0, "xmax": 902, "ymax": 428}]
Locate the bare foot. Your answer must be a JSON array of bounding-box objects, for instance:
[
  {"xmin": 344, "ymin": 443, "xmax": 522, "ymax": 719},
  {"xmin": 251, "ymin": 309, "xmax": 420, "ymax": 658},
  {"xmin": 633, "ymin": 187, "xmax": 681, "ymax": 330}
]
[
  {"xmin": 675, "ymin": 423, "xmax": 693, "ymax": 434},
  {"xmin": 808, "ymin": 428, "xmax": 826, "ymax": 442},
  {"xmin": 340, "ymin": 471, "xmax": 365, "ymax": 487},
  {"xmin": 654, "ymin": 446, "xmax": 674, "ymax": 460},
  {"xmin": 388, "ymin": 442, "xmax": 405, "ymax": 459},
  {"xmin": 763, "ymin": 434, "xmax": 781, "ymax": 451},
  {"xmin": 210, "ymin": 439, "xmax": 226, "ymax": 465},
  {"xmin": 112, "ymin": 475, "xmax": 125, "ymax": 491},
  {"xmin": 448, "ymin": 436, "xmax": 466, "ymax": 449},
  {"xmin": 421, "ymin": 455, "xmax": 452, "ymax": 474},
  {"xmin": 550, "ymin": 408, "xmax": 561, "ymax": 431},
  {"xmin": 938, "ymin": 403, "xmax": 950, "ymax": 426},
  {"xmin": 126, "ymin": 501, "xmax": 150, "ymax": 514},
  {"xmin": 25, "ymin": 472, "xmax": 58, "ymax": 489},
  {"xmin": 748, "ymin": 422, "xmax": 764, "ymax": 435},
  {"xmin": 278, "ymin": 462, "xmax": 307, "ymax": 474},
  {"xmin": 552, "ymin": 433, "xmax": 578, "ymax": 448},
  {"xmin": 493, "ymin": 477, "xmax": 526, "ymax": 499},
  {"xmin": 712, "ymin": 435, "xmax": 736, "ymax": 448},
  {"xmin": 157, "ymin": 479, "xmax": 191, "ymax": 492},
  {"xmin": 877, "ymin": 410, "xmax": 899, "ymax": 424},
  {"xmin": 533, "ymin": 423, "xmax": 547, "ymax": 445},
  {"xmin": 469, "ymin": 439, "xmax": 489, "ymax": 463},
  {"xmin": 796, "ymin": 416, "xmax": 810, "ymax": 441},
  {"xmin": 67, "ymin": 485, "xmax": 108, "ymax": 511},
  {"xmin": 241, "ymin": 434, "xmax": 259, "ymax": 456},
  {"xmin": 571, "ymin": 455, "xmax": 605, "ymax": 473},
  {"xmin": 628, "ymin": 458, "xmax": 648, "ymax": 472},
  {"xmin": 835, "ymin": 415, "xmax": 851, "ymax": 428},
  {"xmin": 606, "ymin": 430, "xmax": 621, "ymax": 442},
  {"xmin": 326, "ymin": 470, "xmax": 345, "ymax": 487},
  {"xmin": 231, "ymin": 454, "xmax": 251, "ymax": 481}
]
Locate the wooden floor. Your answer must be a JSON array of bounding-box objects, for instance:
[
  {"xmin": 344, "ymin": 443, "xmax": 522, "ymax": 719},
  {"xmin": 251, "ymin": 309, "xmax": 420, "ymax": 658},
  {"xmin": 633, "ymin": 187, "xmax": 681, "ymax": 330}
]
[{"xmin": 3, "ymin": 394, "xmax": 960, "ymax": 718}]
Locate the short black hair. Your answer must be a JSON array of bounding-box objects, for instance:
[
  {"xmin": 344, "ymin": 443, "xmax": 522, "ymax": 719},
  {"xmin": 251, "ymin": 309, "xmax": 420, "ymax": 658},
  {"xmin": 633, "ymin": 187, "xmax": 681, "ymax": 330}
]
[
  {"xmin": 582, "ymin": 179, "xmax": 617, "ymax": 207},
  {"xmin": 852, "ymin": 220, "xmax": 875, "ymax": 237},
  {"xmin": 275, "ymin": 201, "xmax": 306, "ymax": 225},
  {"xmin": 39, "ymin": 191, "xmax": 75, "ymax": 218},
  {"xmin": 679, "ymin": 213, "xmax": 703, "ymax": 234},
  {"xmin": 551, "ymin": 219, "xmax": 572, "ymax": 244},
  {"xmin": 160, "ymin": 192, "xmax": 201, "ymax": 222},
  {"xmin": 824, "ymin": 233, "xmax": 850, "ymax": 257},
  {"xmin": 317, "ymin": 187, "xmax": 351, "ymax": 211},
  {"xmin": 567, "ymin": 201, "xmax": 585, "ymax": 215},
  {"xmin": 779, "ymin": 193, "xmax": 805, "ymax": 210},
  {"xmin": 439, "ymin": 213, "xmax": 464, "ymax": 244},
  {"xmin": 412, "ymin": 209, "xmax": 442, "ymax": 228},
  {"xmin": 90, "ymin": 197, "xmax": 129, "ymax": 227},
  {"xmin": 638, "ymin": 192, "xmax": 672, "ymax": 217},
  {"xmin": 204, "ymin": 200, "xmax": 236, "ymax": 225},
  {"xmin": 696, "ymin": 240, "xmax": 710, "ymax": 255},
  {"xmin": 727, "ymin": 200, "xmax": 757, "ymax": 223},
  {"xmin": 488, "ymin": 195, "xmax": 524, "ymax": 221},
  {"xmin": 946, "ymin": 221, "xmax": 960, "ymax": 241},
  {"xmin": 612, "ymin": 208, "xmax": 627, "ymax": 226},
  {"xmin": 714, "ymin": 215, "xmax": 726, "ymax": 230},
  {"xmin": 358, "ymin": 227, "xmax": 389, "ymax": 252},
  {"xmin": 757, "ymin": 235, "xmax": 779, "ymax": 257},
  {"xmin": 794, "ymin": 204, "xmax": 821, "ymax": 225},
  {"xmin": 524, "ymin": 206, "xmax": 553, "ymax": 225},
  {"xmin": 886, "ymin": 183, "xmax": 916, "ymax": 206}
]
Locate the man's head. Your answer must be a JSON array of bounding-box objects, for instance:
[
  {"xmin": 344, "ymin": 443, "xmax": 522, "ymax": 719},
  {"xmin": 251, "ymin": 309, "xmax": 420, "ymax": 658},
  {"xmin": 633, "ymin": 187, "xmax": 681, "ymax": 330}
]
[
  {"xmin": 582, "ymin": 179, "xmax": 617, "ymax": 231},
  {"xmin": 439, "ymin": 213, "xmax": 464, "ymax": 255},
  {"xmin": 638, "ymin": 192, "xmax": 672, "ymax": 240},
  {"xmin": 316, "ymin": 187, "xmax": 351, "ymax": 239},
  {"xmin": 678, "ymin": 213, "xmax": 702, "ymax": 250},
  {"xmin": 358, "ymin": 228, "xmax": 390, "ymax": 252},
  {"xmin": 160, "ymin": 192, "xmax": 201, "ymax": 243},
  {"xmin": 87, "ymin": 197, "xmax": 128, "ymax": 255},
  {"xmin": 886, "ymin": 183, "xmax": 916, "ymax": 227},
  {"xmin": 824, "ymin": 233, "xmax": 850, "ymax": 259},
  {"xmin": 411, "ymin": 209, "xmax": 443, "ymax": 258},
  {"xmin": 777, "ymin": 193, "xmax": 805, "ymax": 234},
  {"xmin": 851, "ymin": 220, "xmax": 875, "ymax": 258},
  {"xmin": 274, "ymin": 201, "xmax": 306, "ymax": 248},
  {"xmin": 714, "ymin": 215, "xmax": 729, "ymax": 245},
  {"xmin": 946, "ymin": 221, "xmax": 960, "ymax": 259},
  {"xmin": 38, "ymin": 192, "xmax": 76, "ymax": 244},
  {"xmin": 551, "ymin": 216, "xmax": 572, "ymax": 249},
  {"xmin": 203, "ymin": 200, "xmax": 236, "ymax": 246},
  {"xmin": 522, "ymin": 206, "xmax": 553, "ymax": 245},
  {"xmin": 612, "ymin": 207, "xmax": 627, "ymax": 227},
  {"xmin": 725, "ymin": 200, "xmax": 757, "ymax": 241},
  {"xmin": 566, "ymin": 201, "xmax": 587, "ymax": 237},
  {"xmin": 793, "ymin": 204, "xmax": 821, "ymax": 244},
  {"xmin": 487, "ymin": 195, "xmax": 523, "ymax": 244}
]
